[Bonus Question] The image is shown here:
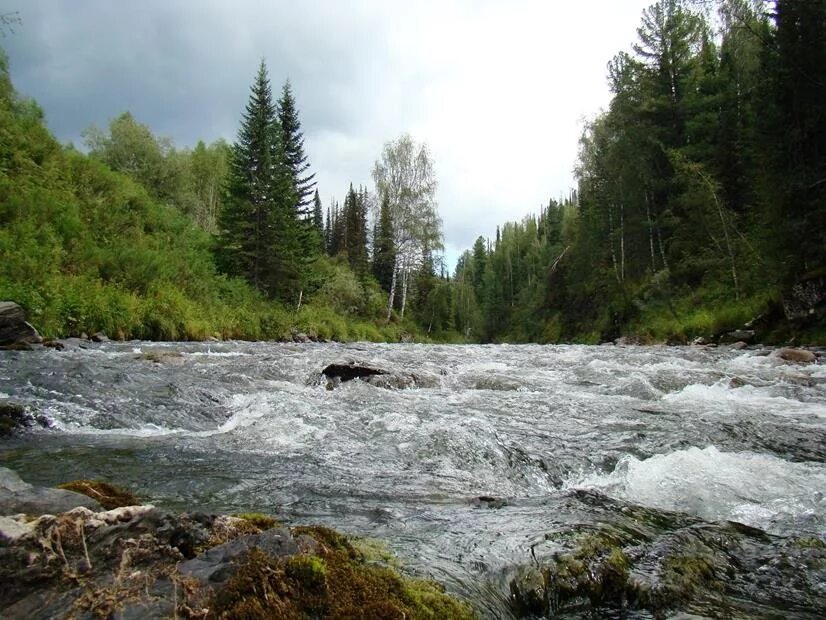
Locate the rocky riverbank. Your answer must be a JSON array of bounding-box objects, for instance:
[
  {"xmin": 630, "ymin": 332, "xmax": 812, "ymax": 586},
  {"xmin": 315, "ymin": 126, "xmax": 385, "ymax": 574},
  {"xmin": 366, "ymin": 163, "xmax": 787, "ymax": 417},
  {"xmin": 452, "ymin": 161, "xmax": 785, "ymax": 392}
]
[{"xmin": 0, "ymin": 468, "xmax": 473, "ymax": 619}]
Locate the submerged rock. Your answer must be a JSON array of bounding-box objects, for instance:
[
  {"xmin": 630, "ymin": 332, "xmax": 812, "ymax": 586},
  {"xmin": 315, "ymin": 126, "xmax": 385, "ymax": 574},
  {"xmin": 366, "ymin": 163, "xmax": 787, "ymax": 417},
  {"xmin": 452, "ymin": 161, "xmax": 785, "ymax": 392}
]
[
  {"xmin": 0, "ymin": 467, "xmax": 100, "ymax": 515},
  {"xmin": 0, "ymin": 403, "xmax": 28, "ymax": 437},
  {"xmin": 0, "ymin": 302, "xmax": 42, "ymax": 347},
  {"xmin": 507, "ymin": 490, "xmax": 826, "ymax": 618},
  {"xmin": 776, "ymin": 347, "xmax": 817, "ymax": 364}
]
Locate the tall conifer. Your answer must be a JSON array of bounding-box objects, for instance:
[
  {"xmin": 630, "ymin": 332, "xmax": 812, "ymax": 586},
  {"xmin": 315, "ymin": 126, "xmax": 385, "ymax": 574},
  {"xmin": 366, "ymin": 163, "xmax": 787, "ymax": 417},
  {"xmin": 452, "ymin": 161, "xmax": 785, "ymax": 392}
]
[{"xmin": 217, "ymin": 60, "xmax": 299, "ymax": 299}]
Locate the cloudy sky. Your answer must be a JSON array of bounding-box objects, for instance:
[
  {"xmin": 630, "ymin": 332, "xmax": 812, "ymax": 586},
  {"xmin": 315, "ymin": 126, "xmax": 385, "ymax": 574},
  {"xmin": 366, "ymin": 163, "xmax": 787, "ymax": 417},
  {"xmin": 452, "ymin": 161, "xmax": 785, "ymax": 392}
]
[{"xmin": 3, "ymin": 0, "xmax": 652, "ymax": 265}]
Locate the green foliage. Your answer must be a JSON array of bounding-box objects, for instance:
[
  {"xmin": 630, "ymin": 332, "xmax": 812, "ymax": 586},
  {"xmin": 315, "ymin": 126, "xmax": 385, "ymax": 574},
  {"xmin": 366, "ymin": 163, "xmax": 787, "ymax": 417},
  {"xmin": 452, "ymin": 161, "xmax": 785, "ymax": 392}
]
[
  {"xmin": 0, "ymin": 53, "xmax": 433, "ymax": 343},
  {"xmin": 453, "ymin": 0, "xmax": 824, "ymax": 346}
]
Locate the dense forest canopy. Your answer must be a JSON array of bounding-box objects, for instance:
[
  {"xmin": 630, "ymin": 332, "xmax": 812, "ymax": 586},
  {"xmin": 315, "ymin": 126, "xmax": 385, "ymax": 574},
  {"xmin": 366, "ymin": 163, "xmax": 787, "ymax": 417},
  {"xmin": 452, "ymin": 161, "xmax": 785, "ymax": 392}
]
[{"xmin": 0, "ymin": 0, "xmax": 823, "ymax": 344}]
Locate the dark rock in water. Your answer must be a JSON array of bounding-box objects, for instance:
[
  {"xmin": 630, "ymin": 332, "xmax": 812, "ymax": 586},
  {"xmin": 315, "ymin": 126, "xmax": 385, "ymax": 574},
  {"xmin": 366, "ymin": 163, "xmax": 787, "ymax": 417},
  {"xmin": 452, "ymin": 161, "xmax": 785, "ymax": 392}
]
[
  {"xmin": 0, "ymin": 403, "xmax": 29, "ymax": 437},
  {"xmin": 776, "ymin": 347, "xmax": 817, "ymax": 364},
  {"xmin": 322, "ymin": 361, "xmax": 388, "ymax": 384},
  {"xmin": 507, "ymin": 491, "xmax": 826, "ymax": 619},
  {"xmin": 139, "ymin": 350, "xmax": 185, "ymax": 364},
  {"xmin": 90, "ymin": 331, "xmax": 109, "ymax": 343},
  {"xmin": 719, "ymin": 329, "xmax": 755, "ymax": 344},
  {"xmin": 0, "ymin": 467, "xmax": 100, "ymax": 515},
  {"xmin": 0, "ymin": 302, "xmax": 42, "ymax": 347},
  {"xmin": 729, "ymin": 341, "xmax": 749, "ymax": 350},
  {"xmin": 469, "ymin": 495, "xmax": 508, "ymax": 509},
  {"xmin": 365, "ymin": 370, "xmax": 440, "ymax": 389},
  {"xmin": 41, "ymin": 339, "xmax": 64, "ymax": 350},
  {"xmin": 320, "ymin": 361, "xmax": 440, "ymax": 390}
]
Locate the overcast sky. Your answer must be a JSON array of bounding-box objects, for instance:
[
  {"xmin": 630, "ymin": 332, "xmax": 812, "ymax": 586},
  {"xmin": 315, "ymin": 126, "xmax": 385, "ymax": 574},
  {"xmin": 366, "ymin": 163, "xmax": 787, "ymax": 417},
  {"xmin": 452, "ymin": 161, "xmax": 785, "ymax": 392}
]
[{"xmin": 2, "ymin": 0, "xmax": 653, "ymax": 265}]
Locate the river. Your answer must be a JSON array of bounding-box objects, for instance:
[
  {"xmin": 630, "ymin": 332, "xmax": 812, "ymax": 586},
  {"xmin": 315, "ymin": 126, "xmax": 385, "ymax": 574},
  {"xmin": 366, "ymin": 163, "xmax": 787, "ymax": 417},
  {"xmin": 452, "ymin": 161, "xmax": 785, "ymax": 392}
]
[{"xmin": 1, "ymin": 342, "xmax": 824, "ymax": 617}]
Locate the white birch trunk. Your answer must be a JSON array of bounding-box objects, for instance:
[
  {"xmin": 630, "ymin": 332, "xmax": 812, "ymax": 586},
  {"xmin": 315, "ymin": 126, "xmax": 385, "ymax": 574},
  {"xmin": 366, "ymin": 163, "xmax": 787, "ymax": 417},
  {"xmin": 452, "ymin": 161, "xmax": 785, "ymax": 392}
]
[
  {"xmin": 385, "ymin": 259, "xmax": 398, "ymax": 321},
  {"xmin": 399, "ymin": 266, "xmax": 409, "ymax": 319}
]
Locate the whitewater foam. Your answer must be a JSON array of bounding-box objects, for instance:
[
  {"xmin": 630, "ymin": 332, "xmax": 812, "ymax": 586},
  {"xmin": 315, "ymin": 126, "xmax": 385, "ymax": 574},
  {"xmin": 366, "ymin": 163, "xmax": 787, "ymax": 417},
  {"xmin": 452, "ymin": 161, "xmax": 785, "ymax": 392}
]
[
  {"xmin": 662, "ymin": 379, "xmax": 825, "ymax": 418},
  {"xmin": 567, "ymin": 445, "xmax": 826, "ymax": 532}
]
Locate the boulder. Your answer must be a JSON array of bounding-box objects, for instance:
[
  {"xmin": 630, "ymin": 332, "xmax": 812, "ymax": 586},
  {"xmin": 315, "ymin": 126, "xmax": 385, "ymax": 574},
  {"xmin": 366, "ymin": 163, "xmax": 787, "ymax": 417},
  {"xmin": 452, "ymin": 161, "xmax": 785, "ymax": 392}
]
[
  {"xmin": 0, "ymin": 467, "xmax": 100, "ymax": 515},
  {"xmin": 90, "ymin": 331, "xmax": 109, "ymax": 343},
  {"xmin": 729, "ymin": 341, "xmax": 749, "ymax": 350},
  {"xmin": 320, "ymin": 361, "xmax": 439, "ymax": 390},
  {"xmin": 776, "ymin": 347, "xmax": 817, "ymax": 364},
  {"xmin": 321, "ymin": 361, "xmax": 387, "ymax": 384},
  {"xmin": 0, "ymin": 302, "xmax": 42, "ymax": 347},
  {"xmin": 0, "ymin": 403, "xmax": 29, "ymax": 437}
]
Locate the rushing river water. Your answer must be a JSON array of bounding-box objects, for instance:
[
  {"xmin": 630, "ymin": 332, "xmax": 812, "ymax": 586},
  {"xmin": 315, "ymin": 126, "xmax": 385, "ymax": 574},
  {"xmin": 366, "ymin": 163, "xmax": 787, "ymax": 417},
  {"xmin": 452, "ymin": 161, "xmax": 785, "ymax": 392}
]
[{"xmin": 2, "ymin": 342, "xmax": 825, "ymax": 617}]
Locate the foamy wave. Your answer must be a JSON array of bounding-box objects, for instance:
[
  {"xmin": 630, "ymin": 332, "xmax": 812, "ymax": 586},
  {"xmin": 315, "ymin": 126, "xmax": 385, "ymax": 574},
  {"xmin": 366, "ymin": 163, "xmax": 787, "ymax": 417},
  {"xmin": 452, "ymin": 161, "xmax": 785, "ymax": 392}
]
[
  {"xmin": 662, "ymin": 380, "xmax": 824, "ymax": 417},
  {"xmin": 567, "ymin": 446, "xmax": 826, "ymax": 531}
]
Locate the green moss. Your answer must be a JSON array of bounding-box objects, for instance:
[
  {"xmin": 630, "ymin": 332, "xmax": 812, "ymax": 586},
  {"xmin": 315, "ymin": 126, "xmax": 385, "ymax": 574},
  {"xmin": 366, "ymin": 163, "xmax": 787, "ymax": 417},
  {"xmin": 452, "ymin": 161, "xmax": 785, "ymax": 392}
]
[
  {"xmin": 57, "ymin": 479, "xmax": 139, "ymax": 510},
  {"xmin": 285, "ymin": 555, "xmax": 327, "ymax": 589},
  {"xmin": 661, "ymin": 553, "xmax": 719, "ymax": 601},
  {"xmin": 791, "ymin": 536, "xmax": 826, "ymax": 549},
  {"xmin": 211, "ymin": 527, "xmax": 474, "ymax": 620},
  {"xmin": 351, "ymin": 536, "xmax": 400, "ymax": 568},
  {"xmin": 233, "ymin": 512, "xmax": 281, "ymax": 531},
  {"xmin": 512, "ymin": 531, "xmax": 633, "ymax": 616}
]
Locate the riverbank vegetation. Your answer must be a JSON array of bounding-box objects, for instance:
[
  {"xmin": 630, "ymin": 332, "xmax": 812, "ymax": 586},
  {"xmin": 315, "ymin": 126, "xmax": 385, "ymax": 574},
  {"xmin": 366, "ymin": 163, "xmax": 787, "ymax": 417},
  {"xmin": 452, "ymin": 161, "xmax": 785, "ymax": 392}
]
[
  {"xmin": 454, "ymin": 0, "xmax": 825, "ymax": 344},
  {"xmin": 0, "ymin": 0, "xmax": 823, "ymax": 344}
]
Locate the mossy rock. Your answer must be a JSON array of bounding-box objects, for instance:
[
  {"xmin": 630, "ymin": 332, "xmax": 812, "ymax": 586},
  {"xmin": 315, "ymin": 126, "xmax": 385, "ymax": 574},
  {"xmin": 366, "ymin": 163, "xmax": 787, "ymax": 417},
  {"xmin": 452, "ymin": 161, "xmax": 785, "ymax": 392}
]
[
  {"xmin": 57, "ymin": 479, "xmax": 139, "ymax": 510},
  {"xmin": 212, "ymin": 526, "xmax": 475, "ymax": 619},
  {"xmin": 234, "ymin": 512, "xmax": 281, "ymax": 530}
]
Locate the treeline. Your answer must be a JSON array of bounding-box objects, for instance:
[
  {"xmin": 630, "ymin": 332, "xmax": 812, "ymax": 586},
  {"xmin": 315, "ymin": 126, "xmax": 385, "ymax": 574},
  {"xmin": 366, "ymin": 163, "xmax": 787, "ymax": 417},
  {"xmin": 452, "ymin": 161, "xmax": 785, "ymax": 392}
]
[
  {"xmin": 0, "ymin": 51, "xmax": 451, "ymax": 342},
  {"xmin": 455, "ymin": 0, "xmax": 825, "ymax": 344}
]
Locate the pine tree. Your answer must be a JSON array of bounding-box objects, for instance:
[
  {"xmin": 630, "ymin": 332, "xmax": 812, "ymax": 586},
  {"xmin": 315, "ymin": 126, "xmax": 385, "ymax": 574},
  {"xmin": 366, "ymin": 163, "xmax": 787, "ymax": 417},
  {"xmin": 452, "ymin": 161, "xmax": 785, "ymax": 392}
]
[{"xmin": 217, "ymin": 60, "xmax": 299, "ymax": 299}]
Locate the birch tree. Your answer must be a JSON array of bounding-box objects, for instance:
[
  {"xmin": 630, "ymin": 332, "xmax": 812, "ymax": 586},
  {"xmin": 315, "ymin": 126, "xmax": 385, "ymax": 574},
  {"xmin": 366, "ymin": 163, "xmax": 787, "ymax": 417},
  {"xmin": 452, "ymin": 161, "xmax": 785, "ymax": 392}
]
[{"xmin": 372, "ymin": 134, "xmax": 443, "ymax": 320}]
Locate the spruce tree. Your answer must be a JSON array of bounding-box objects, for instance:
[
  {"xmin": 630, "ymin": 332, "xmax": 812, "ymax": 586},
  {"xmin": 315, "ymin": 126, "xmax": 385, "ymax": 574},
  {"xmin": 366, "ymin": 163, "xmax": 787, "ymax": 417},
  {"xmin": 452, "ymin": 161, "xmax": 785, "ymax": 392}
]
[
  {"xmin": 312, "ymin": 189, "xmax": 324, "ymax": 243},
  {"xmin": 342, "ymin": 184, "xmax": 368, "ymax": 276},
  {"xmin": 372, "ymin": 195, "xmax": 396, "ymax": 292},
  {"xmin": 217, "ymin": 60, "xmax": 299, "ymax": 298},
  {"xmin": 277, "ymin": 80, "xmax": 318, "ymax": 262}
]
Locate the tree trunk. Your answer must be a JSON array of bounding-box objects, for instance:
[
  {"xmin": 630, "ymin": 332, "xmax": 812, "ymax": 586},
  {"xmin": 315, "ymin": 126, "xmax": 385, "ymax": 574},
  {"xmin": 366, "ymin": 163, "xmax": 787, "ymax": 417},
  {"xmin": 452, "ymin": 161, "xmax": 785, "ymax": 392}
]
[
  {"xmin": 620, "ymin": 202, "xmax": 625, "ymax": 282},
  {"xmin": 645, "ymin": 191, "xmax": 657, "ymax": 272},
  {"xmin": 400, "ymin": 267, "xmax": 409, "ymax": 319},
  {"xmin": 385, "ymin": 260, "xmax": 398, "ymax": 321},
  {"xmin": 608, "ymin": 202, "xmax": 620, "ymax": 283},
  {"xmin": 656, "ymin": 222, "xmax": 669, "ymax": 271}
]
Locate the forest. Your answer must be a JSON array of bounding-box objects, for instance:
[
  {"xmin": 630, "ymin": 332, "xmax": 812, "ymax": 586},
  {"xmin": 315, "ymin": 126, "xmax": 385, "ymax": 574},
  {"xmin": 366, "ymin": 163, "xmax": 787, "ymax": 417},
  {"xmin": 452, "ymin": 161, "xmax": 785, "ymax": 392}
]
[{"xmin": 0, "ymin": 0, "xmax": 823, "ymax": 345}]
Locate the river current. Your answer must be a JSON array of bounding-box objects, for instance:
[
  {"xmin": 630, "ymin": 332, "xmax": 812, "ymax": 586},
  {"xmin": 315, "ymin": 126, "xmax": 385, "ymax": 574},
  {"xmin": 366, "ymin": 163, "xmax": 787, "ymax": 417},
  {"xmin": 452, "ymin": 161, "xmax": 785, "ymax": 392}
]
[{"xmin": 2, "ymin": 342, "xmax": 825, "ymax": 617}]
